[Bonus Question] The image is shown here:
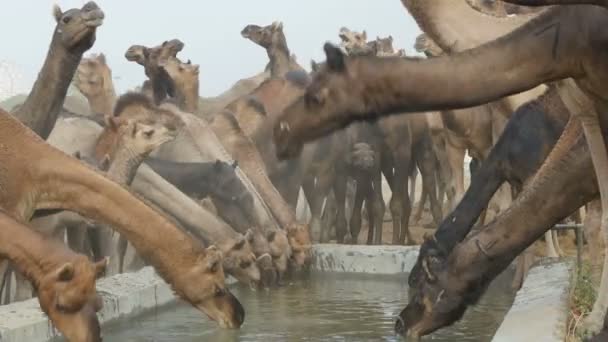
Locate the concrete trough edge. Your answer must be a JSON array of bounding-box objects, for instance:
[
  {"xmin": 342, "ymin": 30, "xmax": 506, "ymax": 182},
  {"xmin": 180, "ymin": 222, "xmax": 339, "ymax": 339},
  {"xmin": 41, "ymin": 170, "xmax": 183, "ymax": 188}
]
[{"xmin": 492, "ymin": 258, "xmax": 575, "ymax": 342}]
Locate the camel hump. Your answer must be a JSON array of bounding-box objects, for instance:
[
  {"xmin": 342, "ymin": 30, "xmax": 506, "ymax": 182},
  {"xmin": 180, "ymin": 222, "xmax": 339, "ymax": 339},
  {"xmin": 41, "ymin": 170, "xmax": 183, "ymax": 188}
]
[{"xmin": 285, "ymin": 70, "xmax": 310, "ymax": 88}]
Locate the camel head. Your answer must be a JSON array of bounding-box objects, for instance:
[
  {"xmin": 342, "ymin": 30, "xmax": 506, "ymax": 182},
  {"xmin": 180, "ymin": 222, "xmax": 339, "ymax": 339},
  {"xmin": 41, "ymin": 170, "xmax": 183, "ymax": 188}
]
[
  {"xmin": 52, "ymin": 2, "xmax": 104, "ymax": 53},
  {"xmin": 414, "ymin": 34, "xmax": 444, "ymax": 57},
  {"xmin": 371, "ymin": 36, "xmax": 402, "ymax": 57},
  {"xmin": 38, "ymin": 256, "xmax": 107, "ymax": 342},
  {"xmin": 174, "ymin": 245, "xmax": 245, "ymax": 328},
  {"xmin": 220, "ymin": 232, "xmax": 262, "ymax": 287},
  {"xmin": 158, "ymin": 56, "xmax": 200, "ymax": 93},
  {"xmin": 346, "ymin": 142, "xmax": 377, "ymax": 171},
  {"xmin": 265, "ymin": 229, "xmax": 292, "ymax": 276},
  {"xmin": 286, "ymin": 223, "xmax": 312, "ymax": 268},
  {"xmin": 241, "ymin": 21, "xmax": 285, "ymax": 49},
  {"xmin": 274, "ymin": 43, "xmax": 366, "ymax": 160},
  {"xmin": 125, "ymin": 39, "xmax": 184, "ymax": 104},
  {"xmin": 105, "ymin": 115, "xmax": 177, "ymax": 158},
  {"xmin": 339, "ymin": 27, "xmax": 368, "ymax": 54},
  {"xmin": 75, "ymin": 53, "xmax": 113, "ymax": 101},
  {"xmin": 395, "ymin": 237, "xmax": 483, "ymax": 339}
]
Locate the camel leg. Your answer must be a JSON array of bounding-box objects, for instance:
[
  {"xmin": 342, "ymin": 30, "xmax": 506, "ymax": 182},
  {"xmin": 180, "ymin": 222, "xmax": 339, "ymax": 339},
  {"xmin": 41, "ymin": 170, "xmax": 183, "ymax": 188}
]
[
  {"xmin": 306, "ymin": 173, "xmax": 334, "ymax": 242},
  {"xmin": 578, "ymin": 110, "xmax": 608, "ymax": 333},
  {"xmin": 412, "ymin": 179, "xmax": 427, "ymax": 224},
  {"xmin": 584, "ymin": 199, "xmax": 602, "ymax": 281},
  {"xmin": 390, "ymin": 147, "xmax": 413, "ymax": 245},
  {"xmin": 446, "ymin": 143, "xmax": 466, "ymax": 208},
  {"xmin": 13, "ymin": 270, "xmax": 32, "ymax": 301},
  {"xmin": 512, "ymin": 246, "xmax": 536, "ymax": 290},
  {"xmin": 552, "ymin": 230, "xmax": 565, "ymax": 256},
  {"xmin": 371, "ymin": 170, "xmax": 386, "ymax": 245},
  {"xmin": 409, "ymin": 167, "xmax": 418, "ymax": 204},
  {"xmin": 544, "ymin": 231, "xmax": 559, "ymax": 258},
  {"xmin": 350, "ymin": 179, "xmax": 367, "ymax": 244},
  {"xmin": 333, "ymin": 173, "xmax": 348, "ymax": 244},
  {"xmin": 418, "ymin": 146, "xmax": 443, "ymax": 227}
]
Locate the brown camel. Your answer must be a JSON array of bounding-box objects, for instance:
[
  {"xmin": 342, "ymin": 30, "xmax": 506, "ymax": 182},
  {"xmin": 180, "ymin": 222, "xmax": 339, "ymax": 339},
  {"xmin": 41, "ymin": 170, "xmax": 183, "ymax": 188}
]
[
  {"xmin": 0, "ymin": 105, "xmax": 244, "ymax": 327},
  {"xmin": 272, "ymin": 4, "xmax": 608, "ymax": 336},
  {"xmin": 158, "ymin": 57, "xmax": 200, "ymax": 113},
  {"xmin": 74, "ymin": 53, "xmax": 117, "ymax": 117},
  {"xmin": 0, "ymin": 210, "xmax": 107, "ymax": 341},
  {"xmin": 241, "ymin": 21, "xmax": 304, "ymax": 78},
  {"xmin": 11, "ymin": 2, "xmax": 104, "ymax": 139}
]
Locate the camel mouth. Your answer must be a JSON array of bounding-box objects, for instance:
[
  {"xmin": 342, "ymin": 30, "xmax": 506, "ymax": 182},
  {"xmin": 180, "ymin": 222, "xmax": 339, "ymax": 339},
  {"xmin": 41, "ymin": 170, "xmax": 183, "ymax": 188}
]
[{"xmin": 82, "ymin": 8, "xmax": 105, "ymax": 27}]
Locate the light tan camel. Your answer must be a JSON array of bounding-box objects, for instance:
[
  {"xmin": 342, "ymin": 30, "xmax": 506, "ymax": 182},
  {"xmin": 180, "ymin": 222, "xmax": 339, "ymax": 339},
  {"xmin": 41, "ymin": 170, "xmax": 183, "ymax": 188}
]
[
  {"xmin": 241, "ymin": 21, "xmax": 304, "ymax": 77},
  {"xmin": 74, "ymin": 53, "xmax": 117, "ymax": 117},
  {"xmin": 11, "ymin": 2, "xmax": 104, "ymax": 139},
  {"xmin": 0, "ymin": 210, "xmax": 107, "ymax": 341}
]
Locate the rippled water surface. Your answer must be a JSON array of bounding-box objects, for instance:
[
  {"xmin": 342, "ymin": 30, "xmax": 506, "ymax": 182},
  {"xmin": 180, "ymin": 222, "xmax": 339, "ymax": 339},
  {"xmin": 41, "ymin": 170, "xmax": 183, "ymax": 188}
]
[{"xmin": 102, "ymin": 271, "xmax": 515, "ymax": 341}]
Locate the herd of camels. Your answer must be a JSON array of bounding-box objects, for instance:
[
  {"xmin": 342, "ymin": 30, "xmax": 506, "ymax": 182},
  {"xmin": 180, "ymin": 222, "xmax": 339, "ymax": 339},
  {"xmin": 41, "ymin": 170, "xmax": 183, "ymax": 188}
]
[{"xmin": 1, "ymin": 0, "xmax": 608, "ymax": 341}]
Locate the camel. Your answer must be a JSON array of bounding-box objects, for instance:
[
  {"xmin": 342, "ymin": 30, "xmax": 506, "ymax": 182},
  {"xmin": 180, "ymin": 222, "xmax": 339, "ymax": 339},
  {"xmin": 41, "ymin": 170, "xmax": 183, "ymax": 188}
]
[
  {"xmin": 0, "ymin": 105, "xmax": 244, "ymax": 327},
  {"xmin": 11, "ymin": 2, "xmax": 104, "ymax": 140},
  {"xmin": 0, "ymin": 210, "xmax": 107, "ymax": 341},
  {"xmin": 272, "ymin": 4, "xmax": 608, "ymax": 336},
  {"xmin": 93, "ymin": 93, "xmax": 268, "ymax": 286},
  {"xmin": 93, "ymin": 112, "xmax": 178, "ymax": 274},
  {"xmin": 241, "ymin": 21, "xmax": 304, "ymax": 77},
  {"xmin": 145, "ymin": 158, "xmax": 258, "ymax": 233},
  {"xmin": 153, "ymin": 54, "xmax": 311, "ymax": 269},
  {"xmin": 338, "ymin": 29, "xmax": 443, "ymax": 243},
  {"xmin": 124, "ymin": 39, "xmax": 184, "ymax": 105},
  {"xmin": 74, "ymin": 53, "xmax": 117, "ymax": 117},
  {"xmin": 157, "ymin": 57, "xmax": 200, "ymax": 113}
]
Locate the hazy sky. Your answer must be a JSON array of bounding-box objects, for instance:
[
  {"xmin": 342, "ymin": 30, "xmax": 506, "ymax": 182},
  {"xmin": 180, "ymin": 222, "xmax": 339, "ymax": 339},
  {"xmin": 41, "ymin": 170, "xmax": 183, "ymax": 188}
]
[{"xmin": 0, "ymin": 1, "xmax": 422, "ymax": 97}]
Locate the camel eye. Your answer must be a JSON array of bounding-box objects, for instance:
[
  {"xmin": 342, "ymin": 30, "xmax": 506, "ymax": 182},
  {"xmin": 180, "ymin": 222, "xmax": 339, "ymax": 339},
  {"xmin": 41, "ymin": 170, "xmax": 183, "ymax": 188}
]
[
  {"xmin": 214, "ymin": 287, "xmax": 226, "ymax": 297},
  {"xmin": 62, "ymin": 16, "xmax": 72, "ymax": 24}
]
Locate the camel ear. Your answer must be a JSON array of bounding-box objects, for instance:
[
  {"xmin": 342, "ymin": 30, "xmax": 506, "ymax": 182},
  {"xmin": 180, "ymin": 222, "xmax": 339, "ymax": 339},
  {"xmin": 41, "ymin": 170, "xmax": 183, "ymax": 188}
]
[
  {"xmin": 233, "ymin": 238, "xmax": 246, "ymax": 251},
  {"xmin": 55, "ymin": 263, "xmax": 75, "ymax": 282},
  {"xmin": 94, "ymin": 257, "xmax": 108, "ymax": 278},
  {"xmin": 99, "ymin": 155, "xmax": 111, "ymax": 171},
  {"xmin": 105, "ymin": 115, "xmax": 120, "ymax": 131},
  {"xmin": 324, "ymin": 43, "xmax": 346, "ymax": 73},
  {"xmin": 245, "ymin": 229, "xmax": 255, "ymax": 243},
  {"xmin": 267, "ymin": 231, "xmax": 276, "ymax": 242},
  {"xmin": 422, "ymin": 258, "xmax": 437, "ymax": 283},
  {"xmin": 388, "ymin": 35, "xmax": 393, "ymax": 43},
  {"xmin": 310, "ymin": 60, "xmax": 320, "ymax": 73},
  {"xmin": 231, "ymin": 160, "xmax": 238, "ymax": 169},
  {"xmin": 97, "ymin": 53, "xmax": 107, "ymax": 65},
  {"xmin": 362, "ymin": 30, "xmax": 367, "ymax": 41},
  {"xmin": 204, "ymin": 246, "xmax": 222, "ymax": 273},
  {"xmin": 73, "ymin": 151, "xmax": 82, "ymax": 160},
  {"xmin": 52, "ymin": 4, "xmax": 63, "ymax": 23},
  {"xmin": 272, "ymin": 21, "xmax": 283, "ymax": 31}
]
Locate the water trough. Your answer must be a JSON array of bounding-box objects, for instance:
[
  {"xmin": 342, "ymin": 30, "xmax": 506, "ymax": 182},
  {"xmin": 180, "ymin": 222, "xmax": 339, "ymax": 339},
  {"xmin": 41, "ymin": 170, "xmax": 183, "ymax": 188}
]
[{"xmin": 0, "ymin": 244, "xmax": 573, "ymax": 341}]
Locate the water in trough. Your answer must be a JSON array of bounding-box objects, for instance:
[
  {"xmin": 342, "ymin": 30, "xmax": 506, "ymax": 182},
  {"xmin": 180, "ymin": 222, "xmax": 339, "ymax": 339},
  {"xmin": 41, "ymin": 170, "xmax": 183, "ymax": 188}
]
[{"xmin": 99, "ymin": 270, "xmax": 515, "ymax": 341}]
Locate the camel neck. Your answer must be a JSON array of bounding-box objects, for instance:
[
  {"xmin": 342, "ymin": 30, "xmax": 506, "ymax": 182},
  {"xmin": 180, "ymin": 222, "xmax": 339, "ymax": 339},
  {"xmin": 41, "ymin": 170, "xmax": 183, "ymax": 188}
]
[
  {"xmin": 176, "ymin": 81, "xmax": 199, "ymax": 114},
  {"xmin": 12, "ymin": 31, "xmax": 82, "ymax": 139},
  {"xmin": 35, "ymin": 145, "xmax": 204, "ymax": 283},
  {"xmin": 402, "ymin": 0, "xmax": 542, "ymax": 52},
  {"xmin": 0, "ymin": 214, "xmax": 61, "ymax": 290},
  {"xmin": 87, "ymin": 89, "xmax": 117, "ymax": 117},
  {"xmin": 267, "ymin": 37, "xmax": 291, "ymax": 78},
  {"xmin": 107, "ymin": 145, "xmax": 145, "ymax": 185},
  {"xmin": 348, "ymin": 14, "xmax": 579, "ymax": 118}
]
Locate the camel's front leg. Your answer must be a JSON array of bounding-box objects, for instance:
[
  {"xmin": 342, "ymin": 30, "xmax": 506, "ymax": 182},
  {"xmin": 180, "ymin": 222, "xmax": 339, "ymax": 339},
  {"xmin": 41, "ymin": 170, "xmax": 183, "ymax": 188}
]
[{"xmin": 577, "ymin": 110, "xmax": 608, "ymax": 334}]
